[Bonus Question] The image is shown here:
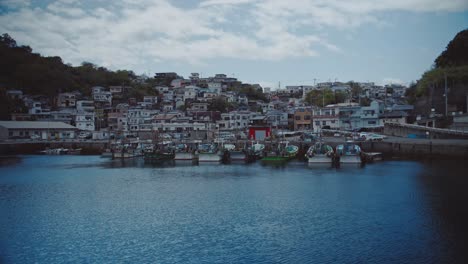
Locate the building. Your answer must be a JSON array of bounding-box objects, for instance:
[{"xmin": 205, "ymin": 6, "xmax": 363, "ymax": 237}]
[
  {"xmin": 312, "ymin": 105, "xmax": 340, "ymax": 131},
  {"xmin": 57, "ymin": 93, "xmax": 76, "ymax": 108},
  {"xmin": 293, "ymin": 108, "xmax": 312, "ymax": 131},
  {"xmin": 75, "ymin": 112, "xmax": 95, "ymax": 131},
  {"xmin": 218, "ymin": 111, "xmax": 253, "ymax": 130},
  {"xmin": 0, "ymin": 121, "xmax": 77, "ymax": 140},
  {"xmin": 76, "ymin": 100, "xmax": 95, "ymax": 113}
]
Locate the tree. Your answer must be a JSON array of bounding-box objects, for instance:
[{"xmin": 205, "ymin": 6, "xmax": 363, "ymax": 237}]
[
  {"xmin": 208, "ymin": 97, "xmax": 230, "ymax": 112},
  {"xmin": 435, "ymin": 29, "xmax": 468, "ymax": 68},
  {"xmin": 305, "ymin": 88, "xmax": 345, "ymax": 107}
]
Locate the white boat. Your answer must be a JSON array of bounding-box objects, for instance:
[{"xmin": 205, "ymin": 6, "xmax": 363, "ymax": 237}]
[
  {"xmin": 305, "ymin": 141, "xmax": 334, "ymax": 164},
  {"xmin": 335, "ymin": 141, "xmax": 362, "ymax": 164},
  {"xmin": 197, "ymin": 144, "xmax": 222, "ymax": 162},
  {"xmin": 174, "ymin": 144, "xmax": 197, "ymax": 161}
]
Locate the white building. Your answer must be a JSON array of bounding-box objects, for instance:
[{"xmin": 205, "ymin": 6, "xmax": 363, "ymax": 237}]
[
  {"xmin": 76, "ymin": 100, "xmax": 95, "ymax": 113},
  {"xmin": 218, "ymin": 111, "xmax": 254, "ymax": 130},
  {"xmin": 75, "ymin": 112, "xmax": 95, "ymax": 131}
]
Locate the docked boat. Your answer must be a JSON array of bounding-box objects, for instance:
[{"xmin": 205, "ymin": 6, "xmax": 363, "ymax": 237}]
[
  {"xmin": 250, "ymin": 142, "xmax": 265, "ymax": 160},
  {"xmin": 197, "ymin": 143, "xmax": 222, "ymax": 162},
  {"xmin": 144, "ymin": 149, "xmax": 175, "ymax": 162},
  {"xmin": 305, "ymin": 141, "xmax": 334, "ymax": 164},
  {"xmin": 174, "ymin": 144, "xmax": 198, "ymax": 161},
  {"xmin": 112, "ymin": 140, "xmax": 144, "ymax": 159},
  {"xmin": 261, "ymin": 142, "xmax": 298, "ymax": 163},
  {"xmin": 335, "ymin": 141, "xmax": 362, "ymax": 164},
  {"xmin": 223, "ymin": 143, "xmax": 255, "ymax": 163}
]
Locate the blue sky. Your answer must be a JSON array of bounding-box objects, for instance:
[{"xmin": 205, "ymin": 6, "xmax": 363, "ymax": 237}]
[{"xmin": 0, "ymin": 0, "xmax": 467, "ymax": 88}]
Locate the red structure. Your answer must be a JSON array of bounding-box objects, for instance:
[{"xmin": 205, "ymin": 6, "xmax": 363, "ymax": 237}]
[{"xmin": 248, "ymin": 126, "xmax": 271, "ymax": 140}]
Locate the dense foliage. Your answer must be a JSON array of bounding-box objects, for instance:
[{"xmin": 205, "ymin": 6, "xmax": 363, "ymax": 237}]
[
  {"xmin": 304, "ymin": 89, "xmax": 348, "ymax": 107},
  {"xmin": 0, "ymin": 33, "xmax": 151, "ymax": 98},
  {"xmin": 406, "ymin": 29, "xmax": 468, "ymax": 115}
]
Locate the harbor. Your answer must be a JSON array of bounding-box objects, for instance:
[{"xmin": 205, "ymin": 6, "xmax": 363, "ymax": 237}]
[
  {"xmin": 1, "ymin": 135, "xmax": 467, "ymax": 160},
  {"xmin": 1, "ymin": 155, "xmax": 467, "ymax": 263}
]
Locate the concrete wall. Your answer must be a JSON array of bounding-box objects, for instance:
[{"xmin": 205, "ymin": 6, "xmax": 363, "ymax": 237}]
[{"xmin": 385, "ymin": 122, "xmax": 468, "ymax": 139}]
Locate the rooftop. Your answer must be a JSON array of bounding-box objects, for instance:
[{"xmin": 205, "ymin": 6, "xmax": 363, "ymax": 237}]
[{"xmin": 0, "ymin": 121, "xmax": 77, "ymax": 129}]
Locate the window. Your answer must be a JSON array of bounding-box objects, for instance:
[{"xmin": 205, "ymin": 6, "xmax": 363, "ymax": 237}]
[
  {"xmin": 315, "ymin": 121, "xmax": 320, "ymax": 125},
  {"xmin": 304, "ymin": 115, "xmax": 311, "ymax": 120},
  {"xmin": 295, "ymin": 116, "xmax": 301, "ymax": 120},
  {"xmin": 368, "ymin": 121, "xmax": 376, "ymax": 125},
  {"xmin": 9, "ymin": 131, "xmax": 13, "ymax": 136},
  {"xmin": 322, "ymin": 121, "xmax": 326, "ymax": 125},
  {"xmin": 331, "ymin": 120, "xmax": 335, "ymax": 124}
]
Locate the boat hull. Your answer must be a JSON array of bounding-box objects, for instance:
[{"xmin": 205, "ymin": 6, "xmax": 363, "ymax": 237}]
[
  {"xmin": 174, "ymin": 152, "xmax": 197, "ymax": 161},
  {"xmin": 198, "ymin": 152, "xmax": 222, "ymax": 162},
  {"xmin": 307, "ymin": 155, "xmax": 332, "ymax": 164},
  {"xmin": 338, "ymin": 155, "xmax": 362, "ymax": 164},
  {"xmin": 113, "ymin": 152, "xmax": 142, "ymax": 159}
]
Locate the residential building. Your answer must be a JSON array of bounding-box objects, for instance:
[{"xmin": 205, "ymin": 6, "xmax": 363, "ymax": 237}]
[
  {"xmin": 293, "ymin": 107, "xmax": 312, "ymax": 131},
  {"xmin": 312, "ymin": 105, "xmax": 340, "ymax": 131},
  {"xmin": 75, "ymin": 112, "xmax": 95, "ymax": 131},
  {"xmin": 76, "ymin": 100, "xmax": 95, "ymax": 113},
  {"xmin": 57, "ymin": 93, "xmax": 76, "ymax": 108}
]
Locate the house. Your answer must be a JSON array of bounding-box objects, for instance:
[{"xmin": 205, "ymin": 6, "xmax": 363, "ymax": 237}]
[
  {"xmin": 0, "ymin": 121, "xmax": 77, "ymax": 140},
  {"xmin": 218, "ymin": 111, "xmax": 253, "ymax": 130},
  {"xmin": 76, "ymin": 100, "xmax": 95, "ymax": 113},
  {"xmin": 312, "ymin": 106, "xmax": 340, "ymax": 131},
  {"xmin": 293, "ymin": 107, "xmax": 312, "ymax": 131},
  {"xmin": 57, "ymin": 93, "xmax": 76, "ymax": 108},
  {"xmin": 92, "ymin": 87, "xmax": 112, "ymax": 105},
  {"xmin": 188, "ymin": 102, "xmax": 209, "ymax": 112},
  {"xmin": 75, "ymin": 112, "xmax": 95, "ymax": 131},
  {"xmin": 109, "ymin": 85, "xmax": 132, "ymax": 94},
  {"xmin": 265, "ymin": 110, "xmax": 288, "ymax": 128}
]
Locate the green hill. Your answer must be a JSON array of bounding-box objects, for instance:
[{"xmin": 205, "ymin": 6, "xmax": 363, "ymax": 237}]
[{"xmin": 406, "ymin": 29, "xmax": 468, "ymax": 116}]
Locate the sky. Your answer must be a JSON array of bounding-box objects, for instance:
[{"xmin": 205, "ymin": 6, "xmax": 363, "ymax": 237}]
[{"xmin": 0, "ymin": 0, "xmax": 467, "ymax": 89}]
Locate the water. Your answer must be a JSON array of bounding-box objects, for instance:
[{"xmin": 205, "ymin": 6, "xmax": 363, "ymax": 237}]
[{"xmin": 0, "ymin": 156, "xmax": 467, "ymax": 263}]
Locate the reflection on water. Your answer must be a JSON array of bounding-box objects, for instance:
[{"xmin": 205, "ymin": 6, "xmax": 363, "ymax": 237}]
[{"xmin": 0, "ymin": 155, "xmax": 467, "ymax": 263}]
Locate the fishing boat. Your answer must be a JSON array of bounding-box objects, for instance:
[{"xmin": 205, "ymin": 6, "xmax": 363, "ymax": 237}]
[
  {"xmin": 144, "ymin": 148, "xmax": 175, "ymax": 162},
  {"xmin": 261, "ymin": 141, "xmax": 298, "ymax": 163},
  {"xmin": 112, "ymin": 140, "xmax": 144, "ymax": 159},
  {"xmin": 250, "ymin": 142, "xmax": 265, "ymax": 160},
  {"xmin": 174, "ymin": 144, "xmax": 198, "ymax": 161},
  {"xmin": 335, "ymin": 141, "xmax": 362, "ymax": 164},
  {"xmin": 305, "ymin": 141, "xmax": 334, "ymax": 164},
  {"xmin": 223, "ymin": 143, "xmax": 254, "ymax": 163},
  {"xmin": 197, "ymin": 143, "xmax": 222, "ymax": 162}
]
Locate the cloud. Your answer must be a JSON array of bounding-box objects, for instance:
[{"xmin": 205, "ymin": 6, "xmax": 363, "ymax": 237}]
[{"xmin": 0, "ymin": 0, "xmax": 466, "ymax": 74}]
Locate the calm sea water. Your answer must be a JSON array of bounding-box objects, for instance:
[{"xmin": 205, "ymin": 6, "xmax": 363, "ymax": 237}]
[{"xmin": 0, "ymin": 156, "xmax": 467, "ymax": 263}]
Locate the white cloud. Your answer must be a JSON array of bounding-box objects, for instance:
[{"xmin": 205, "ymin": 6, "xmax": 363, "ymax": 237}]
[{"xmin": 0, "ymin": 0, "xmax": 466, "ymax": 74}]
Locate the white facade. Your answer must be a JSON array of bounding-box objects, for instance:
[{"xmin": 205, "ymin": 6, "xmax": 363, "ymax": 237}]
[
  {"xmin": 76, "ymin": 100, "xmax": 95, "ymax": 113},
  {"xmin": 75, "ymin": 112, "xmax": 95, "ymax": 131}
]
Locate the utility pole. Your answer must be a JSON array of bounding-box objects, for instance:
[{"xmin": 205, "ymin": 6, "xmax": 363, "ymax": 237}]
[{"xmin": 445, "ymin": 72, "xmax": 448, "ymax": 116}]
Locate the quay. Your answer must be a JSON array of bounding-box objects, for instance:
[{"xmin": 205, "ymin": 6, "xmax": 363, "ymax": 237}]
[{"xmin": 1, "ymin": 137, "xmax": 467, "ymax": 159}]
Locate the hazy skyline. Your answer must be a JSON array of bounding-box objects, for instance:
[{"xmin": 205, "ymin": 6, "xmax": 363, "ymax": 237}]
[{"xmin": 1, "ymin": 0, "xmax": 467, "ymax": 88}]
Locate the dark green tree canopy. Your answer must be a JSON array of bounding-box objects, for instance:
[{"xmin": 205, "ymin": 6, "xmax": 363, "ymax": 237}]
[{"xmin": 435, "ymin": 29, "xmax": 468, "ymax": 68}]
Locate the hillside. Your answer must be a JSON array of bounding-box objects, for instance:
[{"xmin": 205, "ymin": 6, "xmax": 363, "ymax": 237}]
[{"xmin": 406, "ymin": 29, "xmax": 468, "ymax": 117}]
